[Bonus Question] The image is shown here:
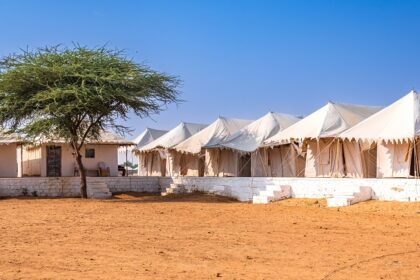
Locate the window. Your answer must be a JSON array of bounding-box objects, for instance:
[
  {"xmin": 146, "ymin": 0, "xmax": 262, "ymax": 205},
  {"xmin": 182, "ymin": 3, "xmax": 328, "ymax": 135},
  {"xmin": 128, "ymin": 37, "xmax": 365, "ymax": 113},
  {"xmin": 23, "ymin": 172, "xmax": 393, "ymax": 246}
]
[{"xmin": 85, "ymin": 148, "xmax": 95, "ymax": 158}]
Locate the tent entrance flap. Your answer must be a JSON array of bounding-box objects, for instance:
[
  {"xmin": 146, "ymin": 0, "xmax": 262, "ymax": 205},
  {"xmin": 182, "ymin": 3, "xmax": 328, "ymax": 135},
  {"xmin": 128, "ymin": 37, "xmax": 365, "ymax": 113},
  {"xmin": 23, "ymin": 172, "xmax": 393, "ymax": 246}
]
[
  {"xmin": 238, "ymin": 154, "xmax": 251, "ymax": 177},
  {"xmin": 377, "ymin": 141, "xmax": 412, "ymax": 178},
  {"xmin": 342, "ymin": 140, "xmax": 377, "ymax": 178},
  {"xmin": 304, "ymin": 139, "xmax": 344, "ymax": 178},
  {"xmin": 205, "ymin": 149, "xmax": 242, "ymax": 177},
  {"xmin": 251, "ymin": 144, "xmax": 304, "ymax": 177}
]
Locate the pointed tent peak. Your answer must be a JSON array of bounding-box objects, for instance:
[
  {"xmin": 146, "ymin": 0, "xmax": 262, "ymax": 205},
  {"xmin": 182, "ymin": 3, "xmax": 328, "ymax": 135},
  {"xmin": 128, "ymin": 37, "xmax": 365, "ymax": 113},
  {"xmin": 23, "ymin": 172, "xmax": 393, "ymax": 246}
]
[
  {"xmin": 212, "ymin": 116, "xmax": 254, "ymax": 131},
  {"xmin": 137, "ymin": 121, "xmax": 207, "ymax": 152},
  {"xmin": 178, "ymin": 122, "xmax": 209, "ymax": 134},
  {"xmin": 329, "ymin": 102, "xmax": 383, "ymax": 123},
  {"xmin": 263, "ymin": 102, "xmax": 382, "ymax": 146},
  {"xmin": 144, "ymin": 127, "xmax": 168, "ymax": 135},
  {"xmin": 174, "ymin": 116, "xmax": 253, "ymax": 154},
  {"xmin": 133, "ymin": 127, "xmax": 168, "ymax": 148},
  {"xmin": 216, "ymin": 112, "xmax": 300, "ymax": 153},
  {"xmin": 339, "ymin": 91, "xmax": 420, "ymax": 142}
]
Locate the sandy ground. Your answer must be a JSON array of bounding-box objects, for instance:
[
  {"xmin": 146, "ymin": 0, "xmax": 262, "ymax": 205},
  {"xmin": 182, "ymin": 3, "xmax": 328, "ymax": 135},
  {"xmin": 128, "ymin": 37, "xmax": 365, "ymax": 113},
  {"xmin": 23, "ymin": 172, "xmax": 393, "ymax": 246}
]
[{"xmin": 0, "ymin": 193, "xmax": 419, "ymax": 280}]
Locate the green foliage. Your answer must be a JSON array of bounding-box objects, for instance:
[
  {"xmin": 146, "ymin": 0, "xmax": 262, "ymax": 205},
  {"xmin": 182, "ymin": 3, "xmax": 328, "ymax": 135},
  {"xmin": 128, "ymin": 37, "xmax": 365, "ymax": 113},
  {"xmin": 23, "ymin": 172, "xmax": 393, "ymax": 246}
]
[
  {"xmin": 0, "ymin": 45, "xmax": 180, "ymax": 197},
  {"xmin": 124, "ymin": 161, "xmax": 138, "ymax": 170},
  {"xmin": 0, "ymin": 45, "xmax": 180, "ymax": 149}
]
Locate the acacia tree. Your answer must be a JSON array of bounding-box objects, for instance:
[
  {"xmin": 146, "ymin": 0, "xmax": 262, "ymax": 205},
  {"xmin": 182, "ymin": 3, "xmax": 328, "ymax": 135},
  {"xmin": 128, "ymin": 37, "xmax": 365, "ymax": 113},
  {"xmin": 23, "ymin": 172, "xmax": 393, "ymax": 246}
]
[{"xmin": 0, "ymin": 46, "xmax": 179, "ymax": 198}]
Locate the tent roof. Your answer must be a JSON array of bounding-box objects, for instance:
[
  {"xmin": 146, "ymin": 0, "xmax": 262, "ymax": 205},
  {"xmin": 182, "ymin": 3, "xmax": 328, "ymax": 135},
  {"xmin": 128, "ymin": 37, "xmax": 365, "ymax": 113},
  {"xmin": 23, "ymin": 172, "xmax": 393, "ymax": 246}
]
[
  {"xmin": 174, "ymin": 117, "xmax": 253, "ymax": 154},
  {"xmin": 134, "ymin": 128, "xmax": 168, "ymax": 148},
  {"xmin": 214, "ymin": 112, "xmax": 300, "ymax": 152},
  {"xmin": 138, "ymin": 122, "xmax": 207, "ymax": 152},
  {"xmin": 264, "ymin": 102, "xmax": 382, "ymax": 145},
  {"xmin": 119, "ymin": 128, "xmax": 168, "ymax": 153},
  {"xmin": 339, "ymin": 91, "xmax": 420, "ymax": 142}
]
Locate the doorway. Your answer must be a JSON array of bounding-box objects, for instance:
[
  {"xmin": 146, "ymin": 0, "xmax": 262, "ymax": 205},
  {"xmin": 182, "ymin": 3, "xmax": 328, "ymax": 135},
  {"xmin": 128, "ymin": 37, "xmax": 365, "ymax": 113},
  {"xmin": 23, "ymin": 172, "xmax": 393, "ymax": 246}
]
[
  {"xmin": 46, "ymin": 145, "xmax": 61, "ymax": 177},
  {"xmin": 239, "ymin": 154, "xmax": 251, "ymax": 177}
]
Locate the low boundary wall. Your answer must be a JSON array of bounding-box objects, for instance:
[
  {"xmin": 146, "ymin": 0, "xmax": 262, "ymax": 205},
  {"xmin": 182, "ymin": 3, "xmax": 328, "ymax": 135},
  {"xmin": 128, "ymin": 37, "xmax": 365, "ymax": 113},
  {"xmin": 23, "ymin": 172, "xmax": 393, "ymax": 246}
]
[
  {"xmin": 0, "ymin": 176, "xmax": 419, "ymax": 202},
  {"xmin": 159, "ymin": 177, "xmax": 420, "ymax": 202},
  {"xmin": 0, "ymin": 177, "xmax": 160, "ymax": 197}
]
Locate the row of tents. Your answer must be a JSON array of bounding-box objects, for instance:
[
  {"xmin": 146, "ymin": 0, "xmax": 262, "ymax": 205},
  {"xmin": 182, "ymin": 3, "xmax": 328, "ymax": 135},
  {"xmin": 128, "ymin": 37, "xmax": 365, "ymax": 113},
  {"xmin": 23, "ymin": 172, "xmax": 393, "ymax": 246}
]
[{"xmin": 132, "ymin": 91, "xmax": 420, "ymax": 179}]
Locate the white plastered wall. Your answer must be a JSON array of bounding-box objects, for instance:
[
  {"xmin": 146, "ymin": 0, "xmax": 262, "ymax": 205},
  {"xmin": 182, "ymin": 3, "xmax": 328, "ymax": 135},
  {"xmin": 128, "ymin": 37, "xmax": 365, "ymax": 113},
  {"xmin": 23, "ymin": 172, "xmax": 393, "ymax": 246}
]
[
  {"xmin": 22, "ymin": 144, "xmax": 119, "ymax": 177},
  {"xmin": 0, "ymin": 144, "xmax": 18, "ymax": 177}
]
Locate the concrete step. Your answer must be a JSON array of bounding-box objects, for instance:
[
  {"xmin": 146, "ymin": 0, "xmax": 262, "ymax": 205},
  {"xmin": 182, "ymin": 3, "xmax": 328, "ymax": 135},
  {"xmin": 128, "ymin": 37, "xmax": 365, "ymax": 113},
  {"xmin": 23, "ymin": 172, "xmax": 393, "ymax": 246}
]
[
  {"xmin": 161, "ymin": 184, "xmax": 186, "ymax": 196},
  {"xmin": 327, "ymin": 186, "xmax": 373, "ymax": 207},
  {"xmin": 87, "ymin": 182, "xmax": 111, "ymax": 199},
  {"xmin": 252, "ymin": 185, "xmax": 292, "ymax": 204},
  {"xmin": 253, "ymin": 195, "xmax": 270, "ymax": 204},
  {"xmin": 326, "ymin": 195, "xmax": 353, "ymax": 207}
]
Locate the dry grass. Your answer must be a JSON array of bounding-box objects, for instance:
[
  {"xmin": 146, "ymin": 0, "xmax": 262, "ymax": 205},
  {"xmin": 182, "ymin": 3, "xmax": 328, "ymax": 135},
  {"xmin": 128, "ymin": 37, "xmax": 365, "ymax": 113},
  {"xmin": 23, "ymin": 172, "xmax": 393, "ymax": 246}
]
[{"xmin": 0, "ymin": 193, "xmax": 419, "ymax": 280}]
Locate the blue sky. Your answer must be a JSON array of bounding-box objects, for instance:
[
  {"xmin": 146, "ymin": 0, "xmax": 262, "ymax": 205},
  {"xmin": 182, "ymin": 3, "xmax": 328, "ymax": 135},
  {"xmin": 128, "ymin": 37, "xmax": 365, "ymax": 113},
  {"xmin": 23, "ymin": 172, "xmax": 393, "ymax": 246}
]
[{"xmin": 1, "ymin": 0, "xmax": 420, "ymax": 139}]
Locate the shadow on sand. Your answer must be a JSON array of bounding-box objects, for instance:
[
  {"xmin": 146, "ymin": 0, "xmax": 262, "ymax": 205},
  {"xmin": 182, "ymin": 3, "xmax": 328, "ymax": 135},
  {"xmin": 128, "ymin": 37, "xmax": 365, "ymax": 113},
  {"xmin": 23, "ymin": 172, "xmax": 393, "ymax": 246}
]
[{"xmin": 107, "ymin": 191, "xmax": 240, "ymax": 204}]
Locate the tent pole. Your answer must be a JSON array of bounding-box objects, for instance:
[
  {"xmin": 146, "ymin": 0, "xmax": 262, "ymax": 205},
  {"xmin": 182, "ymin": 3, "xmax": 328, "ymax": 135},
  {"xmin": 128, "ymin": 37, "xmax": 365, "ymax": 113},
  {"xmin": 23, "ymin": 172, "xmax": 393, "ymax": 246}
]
[
  {"xmin": 317, "ymin": 140, "xmax": 322, "ymax": 177},
  {"xmin": 20, "ymin": 144, "xmax": 23, "ymax": 177},
  {"xmin": 414, "ymin": 138, "xmax": 418, "ymax": 178},
  {"xmin": 125, "ymin": 146, "xmax": 128, "ymax": 176}
]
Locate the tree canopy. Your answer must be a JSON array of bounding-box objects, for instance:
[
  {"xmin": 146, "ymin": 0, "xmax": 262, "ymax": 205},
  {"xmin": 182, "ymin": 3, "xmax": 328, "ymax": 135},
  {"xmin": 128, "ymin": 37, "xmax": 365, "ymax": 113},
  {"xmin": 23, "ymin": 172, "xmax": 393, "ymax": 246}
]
[{"xmin": 0, "ymin": 45, "xmax": 180, "ymax": 197}]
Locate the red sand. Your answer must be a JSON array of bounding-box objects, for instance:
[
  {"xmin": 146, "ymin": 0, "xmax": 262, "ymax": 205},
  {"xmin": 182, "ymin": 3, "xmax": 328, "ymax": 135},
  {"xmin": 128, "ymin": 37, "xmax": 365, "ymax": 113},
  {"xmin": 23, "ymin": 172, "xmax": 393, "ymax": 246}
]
[{"xmin": 0, "ymin": 193, "xmax": 419, "ymax": 279}]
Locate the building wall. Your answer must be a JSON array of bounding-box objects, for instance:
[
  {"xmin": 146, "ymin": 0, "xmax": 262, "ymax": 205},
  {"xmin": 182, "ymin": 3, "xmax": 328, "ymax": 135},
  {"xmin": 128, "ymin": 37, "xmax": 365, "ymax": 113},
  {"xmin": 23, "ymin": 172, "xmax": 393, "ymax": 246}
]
[
  {"xmin": 21, "ymin": 144, "xmax": 119, "ymax": 177},
  {"xmin": 0, "ymin": 144, "xmax": 18, "ymax": 177}
]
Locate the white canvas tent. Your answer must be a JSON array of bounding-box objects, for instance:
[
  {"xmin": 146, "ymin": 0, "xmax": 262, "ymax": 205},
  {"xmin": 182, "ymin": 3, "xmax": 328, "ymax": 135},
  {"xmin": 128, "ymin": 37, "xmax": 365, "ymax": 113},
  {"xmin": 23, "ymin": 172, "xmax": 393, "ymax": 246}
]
[
  {"xmin": 174, "ymin": 117, "xmax": 252, "ymax": 177},
  {"xmin": 264, "ymin": 102, "xmax": 381, "ymax": 178},
  {"xmin": 118, "ymin": 128, "xmax": 167, "ymax": 167},
  {"xmin": 340, "ymin": 91, "xmax": 420, "ymax": 178},
  {"xmin": 135, "ymin": 122, "xmax": 207, "ymax": 176},
  {"xmin": 134, "ymin": 128, "xmax": 168, "ymax": 148},
  {"xmin": 214, "ymin": 112, "xmax": 301, "ymax": 177}
]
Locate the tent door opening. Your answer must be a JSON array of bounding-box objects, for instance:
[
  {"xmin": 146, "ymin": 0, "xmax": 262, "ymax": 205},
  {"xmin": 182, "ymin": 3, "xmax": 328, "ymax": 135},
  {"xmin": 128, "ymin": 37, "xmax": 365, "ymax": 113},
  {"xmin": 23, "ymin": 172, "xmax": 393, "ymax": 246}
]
[
  {"xmin": 239, "ymin": 154, "xmax": 251, "ymax": 177},
  {"xmin": 46, "ymin": 145, "xmax": 61, "ymax": 177},
  {"xmin": 198, "ymin": 156, "xmax": 205, "ymax": 177}
]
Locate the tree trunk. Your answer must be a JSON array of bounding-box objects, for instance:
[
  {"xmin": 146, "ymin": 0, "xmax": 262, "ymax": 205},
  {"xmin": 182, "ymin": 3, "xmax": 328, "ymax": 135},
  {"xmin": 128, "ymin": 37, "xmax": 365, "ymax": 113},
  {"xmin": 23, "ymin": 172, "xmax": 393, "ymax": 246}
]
[{"xmin": 75, "ymin": 153, "xmax": 88, "ymax": 198}]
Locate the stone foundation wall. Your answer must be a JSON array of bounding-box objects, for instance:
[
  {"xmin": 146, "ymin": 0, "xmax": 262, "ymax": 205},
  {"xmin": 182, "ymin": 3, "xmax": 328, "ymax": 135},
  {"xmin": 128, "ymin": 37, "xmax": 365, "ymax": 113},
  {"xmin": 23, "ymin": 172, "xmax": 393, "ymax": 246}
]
[
  {"xmin": 159, "ymin": 177, "xmax": 420, "ymax": 202},
  {"xmin": 0, "ymin": 176, "xmax": 419, "ymax": 203},
  {"xmin": 0, "ymin": 177, "xmax": 160, "ymax": 197}
]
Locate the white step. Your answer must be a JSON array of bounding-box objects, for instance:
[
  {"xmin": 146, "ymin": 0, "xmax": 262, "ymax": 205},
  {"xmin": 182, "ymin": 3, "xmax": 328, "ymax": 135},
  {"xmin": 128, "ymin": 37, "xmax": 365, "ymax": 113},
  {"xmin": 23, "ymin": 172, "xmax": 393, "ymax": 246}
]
[
  {"xmin": 327, "ymin": 195, "xmax": 354, "ymax": 207},
  {"xmin": 253, "ymin": 195, "xmax": 271, "ymax": 204},
  {"xmin": 252, "ymin": 185, "xmax": 291, "ymax": 204},
  {"xmin": 87, "ymin": 182, "xmax": 112, "ymax": 199},
  {"xmin": 161, "ymin": 184, "xmax": 186, "ymax": 196},
  {"xmin": 327, "ymin": 186, "xmax": 373, "ymax": 207}
]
